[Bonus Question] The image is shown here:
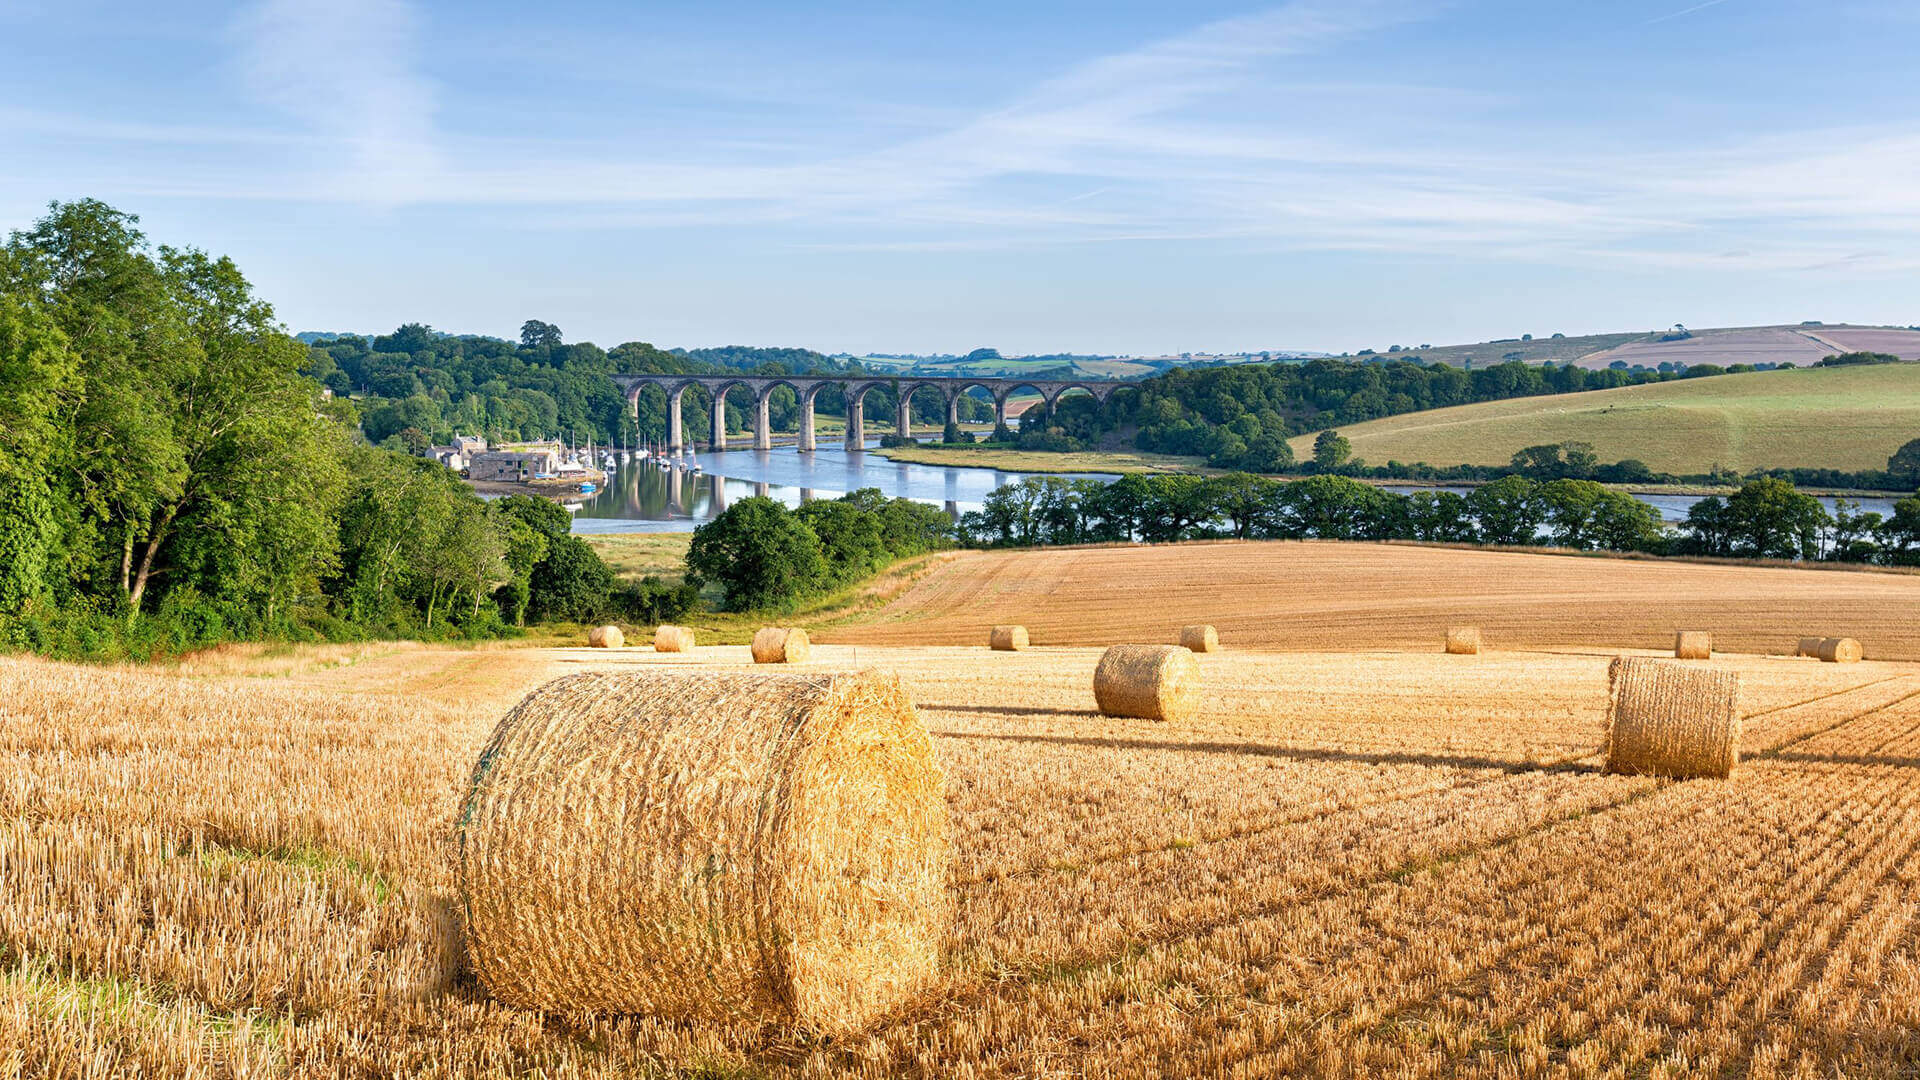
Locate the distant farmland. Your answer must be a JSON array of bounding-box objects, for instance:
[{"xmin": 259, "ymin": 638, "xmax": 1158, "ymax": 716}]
[{"xmin": 1284, "ymin": 363, "xmax": 1920, "ymax": 474}]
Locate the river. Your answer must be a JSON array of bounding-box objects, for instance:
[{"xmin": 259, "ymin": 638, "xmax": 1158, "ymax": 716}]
[
  {"xmin": 565, "ymin": 444, "xmax": 1119, "ymax": 534},
  {"xmin": 561, "ymin": 447, "xmax": 1901, "ymax": 534}
]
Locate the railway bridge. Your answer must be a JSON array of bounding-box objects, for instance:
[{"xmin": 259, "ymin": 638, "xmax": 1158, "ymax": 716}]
[{"xmin": 609, "ymin": 373, "xmax": 1137, "ymax": 452}]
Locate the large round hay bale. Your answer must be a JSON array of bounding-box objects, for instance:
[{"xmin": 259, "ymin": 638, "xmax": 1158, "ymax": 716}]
[
  {"xmin": 457, "ymin": 669, "xmax": 949, "ymax": 1034},
  {"xmin": 653, "ymin": 624, "xmax": 695, "ymax": 652},
  {"xmin": 1673, "ymin": 630, "xmax": 1712, "ymax": 660},
  {"xmin": 1604, "ymin": 656, "xmax": 1741, "ymax": 780},
  {"xmin": 1816, "ymin": 637, "xmax": 1863, "ymax": 663},
  {"xmin": 1093, "ymin": 644, "xmax": 1202, "ymax": 723},
  {"xmin": 587, "ymin": 625, "xmax": 624, "ymax": 649},
  {"xmin": 1179, "ymin": 624, "xmax": 1220, "ymax": 653},
  {"xmin": 751, "ymin": 626, "xmax": 810, "ymax": 664},
  {"xmin": 1796, "ymin": 636, "xmax": 1825, "ymax": 658},
  {"xmin": 989, "ymin": 625, "xmax": 1029, "ymax": 651},
  {"xmin": 1444, "ymin": 627, "xmax": 1481, "ymax": 655}
]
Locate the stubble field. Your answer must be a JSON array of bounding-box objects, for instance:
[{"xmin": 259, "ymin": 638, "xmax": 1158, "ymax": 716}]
[
  {"xmin": 8, "ymin": 582, "xmax": 1920, "ymax": 1077},
  {"xmin": 824, "ymin": 540, "xmax": 1920, "ymax": 660}
]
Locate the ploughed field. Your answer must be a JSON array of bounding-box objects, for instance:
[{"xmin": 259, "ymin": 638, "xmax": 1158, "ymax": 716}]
[
  {"xmin": 8, "ymin": 619, "xmax": 1920, "ymax": 1077},
  {"xmin": 825, "ymin": 540, "xmax": 1920, "ymax": 661}
]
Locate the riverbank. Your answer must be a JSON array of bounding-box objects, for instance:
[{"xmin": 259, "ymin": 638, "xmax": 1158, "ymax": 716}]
[
  {"xmin": 467, "ymin": 469, "xmax": 608, "ymax": 499},
  {"xmin": 869, "ymin": 443, "xmax": 1209, "ymax": 474},
  {"xmin": 869, "ymin": 443, "xmax": 1911, "ymax": 499}
]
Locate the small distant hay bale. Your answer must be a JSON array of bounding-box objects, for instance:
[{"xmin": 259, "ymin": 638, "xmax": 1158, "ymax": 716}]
[
  {"xmin": 1179, "ymin": 625, "xmax": 1220, "ymax": 653},
  {"xmin": 751, "ymin": 626, "xmax": 810, "ymax": 664},
  {"xmin": 989, "ymin": 625, "xmax": 1029, "ymax": 651},
  {"xmin": 1796, "ymin": 636, "xmax": 1825, "ymax": 658},
  {"xmin": 1674, "ymin": 631, "xmax": 1712, "ymax": 660},
  {"xmin": 457, "ymin": 669, "xmax": 949, "ymax": 1035},
  {"xmin": 1093, "ymin": 644, "xmax": 1202, "ymax": 723},
  {"xmin": 1816, "ymin": 637, "xmax": 1863, "ymax": 663},
  {"xmin": 653, "ymin": 625, "xmax": 695, "ymax": 652},
  {"xmin": 1444, "ymin": 627, "xmax": 1481, "ymax": 655},
  {"xmin": 587, "ymin": 625, "xmax": 624, "ymax": 649},
  {"xmin": 1605, "ymin": 656, "xmax": 1741, "ymax": 780}
]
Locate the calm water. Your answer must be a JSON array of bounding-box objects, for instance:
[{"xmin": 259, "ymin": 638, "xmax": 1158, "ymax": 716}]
[
  {"xmin": 558, "ymin": 450, "xmax": 1901, "ymax": 534},
  {"xmin": 565, "ymin": 445, "xmax": 1119, "ymax": 534}
]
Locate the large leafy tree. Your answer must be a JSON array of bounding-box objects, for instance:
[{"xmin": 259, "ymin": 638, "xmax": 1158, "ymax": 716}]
[
  {"xmin": 5, "ymin": 200, "xmax": 341, "ymax": 614},
  {"xmin": 687, "ymin": 497, "xmax": 827, "ymax": 612}
]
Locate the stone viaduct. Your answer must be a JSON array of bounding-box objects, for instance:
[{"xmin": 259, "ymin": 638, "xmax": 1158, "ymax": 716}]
[{"xmin": 609, "ymin": 373, "xmax": 1137, "ymax": 452}]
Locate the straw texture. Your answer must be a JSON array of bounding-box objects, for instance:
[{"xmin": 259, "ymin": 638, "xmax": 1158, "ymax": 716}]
[
  {"xmin": 457, "ymin": 669, "xmax": 950, "ymax": 1034},
  {"xmin": 1604, "ymin": 656, "xmax": 1741, "ymax": 780},
  {"xmin": 1093, "ymin": 644, "xmax": 1202, "ymax": 723},
  {"xmin": 1445, "ymin": 627, "xmax": 1482, "ymax": 655},
  {"xmin": 653, "ymin": 625, "xmax": 695, "ymax": 652},
  {"xmin": 586, "ymin": 625, "xmax": 624, "ymax": 649},
  {"xmin": 1816, "ymin": 637, "xmax": 1863, "ymax": 663},
  {"xmin": 989, "ymin": 625, "xmax": 1029, "ymax": 651},
  {"xmin": 751, "ymin": 627, "xmax": 811, "ymax": 664},
  {"xmin": 1796, "ymin": 636, "xmax": 1825, "ymax": 658},
  {"xmin": 1179, "ymin": 625, "xmax": 1220, "ymax": 653},
  {"xmin": 1674, "ymin": 631, "xmax": 1712, "ymax": 660}
]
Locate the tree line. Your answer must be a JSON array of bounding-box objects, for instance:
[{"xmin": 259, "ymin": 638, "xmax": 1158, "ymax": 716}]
[
  {"xmin": 315, "ymin": 326, "xmax": 992, "ymax": 457},
  {"xmin": 0, "ymin": 200, "xmax": 683, "ymax": 660},
  {"xmin": 957, "ymin": 473, "xmax": 1920, "ymax": 565},
  {"xmin": 686, "ymin": 490, "xmax": 953, "ymax": 612}
]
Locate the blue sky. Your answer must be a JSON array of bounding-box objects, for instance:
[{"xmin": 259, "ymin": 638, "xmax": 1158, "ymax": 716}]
[{"xmin": 3, "ymin": 0, "xmax": 1917, "ymax": 354}]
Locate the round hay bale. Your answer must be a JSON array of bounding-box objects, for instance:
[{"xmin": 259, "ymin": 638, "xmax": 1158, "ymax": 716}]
[
  {"xmin": 587, "ymin": 625, "xmax": 624, "ymax": 649},
  {"xmin": 751, "ymin": 626, "xmax": 811, "ymax": 664},
  {"xmin": 1093, "ymin": 644, "xmax": 1202, "ymax": 723},
  {"xmin": 1604, "ymin": 656, "xmax": 1741, "ymax": 780},
  {"xmin": 653, "ymin": 624, "xmax": 695, "ymax": 653},
  {"xmin": 989, "ymin": 625, "xmax": 1029, "ymax": 651},
  {"xmin": 1444, "ymin": 627, "xmax": 1481, "ymax": 655},
  {"xmin": 1816, "ymin": 637, "xmax": 1863, "ymax": 663},
  {"xmin": 1673, "ymin": 630, "xmax": 1712, "ymax": 660},
  {"xmin": 1796, "ymin": 636, "xmax": 1825, "ymax": 658},
  {"xmin": 457, "ymin": 669, "xmax": 949, "ymax": 1034},
  {"xmin": 1178, "ymin": 624, "xmax": 1220, "ymax": 653}
]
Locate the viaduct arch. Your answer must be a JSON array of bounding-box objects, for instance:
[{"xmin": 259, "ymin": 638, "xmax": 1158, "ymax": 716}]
[{"xmin": 612, "ymin": 373, "xmax": 1136, "ymax": 452}]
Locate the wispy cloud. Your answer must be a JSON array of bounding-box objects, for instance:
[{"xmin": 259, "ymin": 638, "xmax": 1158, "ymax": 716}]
[
  {"xmin": 1643, "ymin": 0, "xmax": 1736, "ymax": 26},
  {"xmin": 231, "ymin": 0, "xmax": 442, "ymax": 202},
  {"xmin": 12, "ymin": 0, "xmax": 1920, "ymax": 276}
]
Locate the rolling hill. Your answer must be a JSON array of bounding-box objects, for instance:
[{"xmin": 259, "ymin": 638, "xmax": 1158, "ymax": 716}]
[{"xmin": 1285, "ymin": 362, "xmax": 1920, "ymax": 474}]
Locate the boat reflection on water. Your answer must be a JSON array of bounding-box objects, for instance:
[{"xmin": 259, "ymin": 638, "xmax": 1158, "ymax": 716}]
[{"xmin": 565, "ymin": 444, "xmax": 1120, "ymax": 535}]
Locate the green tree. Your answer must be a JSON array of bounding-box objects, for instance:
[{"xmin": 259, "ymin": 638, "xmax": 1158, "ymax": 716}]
[
  {"xmin": 528, "ymin": 535, "xmax": 617, "ymax": 622},
  {"xmin": 519, "ymin": 319, "xmax": 563, "ymax": 348},
  {"xmin": 1720, "ymin": 478, "xmax": 1828, "ymax": 560},
  {"xmin": 686, "ymin": 497, "xmax": 827, "ymax": 612},
  {"xmin": 1201, "ymin": 473, "xmax": 1280, "ymax": 539},
  {"xmin": 0, "ymin": 283, "xmax": 78, "ymax": 614},
  {"xmin": 796, "ymin": 499, "xmax": 887, "ymax": 583},
  {"xmin": 1878, "ymin": 496, "xmax": 1920, "ymax": 566},
  {"xmin": 1313, "ymin": 429, "xmax": 1352, "ymax": 470},
  {"xmin": 1889, "ymin": 438, "xmax": 1920, "ymax": 486},
  {"xmin": 1468, "ymin": 475, "xmax": 1544, "ymax": 545}
]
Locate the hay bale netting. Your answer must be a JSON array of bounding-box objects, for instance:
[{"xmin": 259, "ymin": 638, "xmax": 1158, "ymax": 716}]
[
  {"xmin": 586, "ymin": 625, "xmax": 624, "ymax": 649},
  {"xmin": 1604, "ymin": 656, "xmax": 1741, "ymax": 780},
  {"xmin": 1674, "ymin": 630, "xmax": 1712, "ymax": 660},
  {"xmin": 652, "ymin": 624, "xmax": 695, "ymax": 653},
  {"xmin": 1444, "ymin": 627, "xmax": 1482, "ymax": 655},
  {"xmin": 1093, "ymin": 644, "xmax": 1202, "ymax": 723},
  {"xmin": 1816, "ymin": 637, "xmax": 1864, "ymax": 663},
  {"xmin": 1796, "ymin": 636, "xmax": 1825, "ymax": 658},
  {"xmin": 457, "ymin": 669, "xmax": 949, "ymax": 1034},
  {"xmin": 989, "ymin": 625, "xmax": 1029, "ymax": 651},
  {"xmin": 1178, "ymin": 624, "xmax": 1220, "ymax": 653},
  {"xmin": 751, "ymin": 626, "xmax": 811, "ymax": 664}
]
